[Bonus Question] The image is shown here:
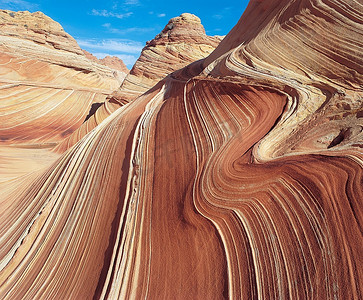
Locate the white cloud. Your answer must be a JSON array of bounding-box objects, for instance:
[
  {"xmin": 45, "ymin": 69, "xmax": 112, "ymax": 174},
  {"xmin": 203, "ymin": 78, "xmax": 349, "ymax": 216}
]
[
  {"xmin": 213, "ymin": 14, "xmax": 223, "ymax": 20},
  {"xmin": 108, "ymin": 26, "xmax": 155, "ymax": 35},
  {"xmin": 0, "ymin": 0, "xmax": 38, "ymax": 11},
  {"xmin": 157, "ymin": 13, "xmax": 166, "ymax": 17},
  {"xmin": 124, "ymin": 0, "xmax": 139, "ymax": 5},
  {"xmin": 100, "ymin": 22, "xmax": 156, "ymax": 35},
  {"xmin": 211, "ymin": 7, "xmax": 233, "ymax": 21},
  {"xmin": 115, "ymin": 54, "xmax": 138, "ymax": 65},
  {"xmin": 91, "ymin": 9, "xmax": 133, "ymax": 19},
  {"xmin": 77, "ymin": 39, "xmax": 143, "ymax": 54}
]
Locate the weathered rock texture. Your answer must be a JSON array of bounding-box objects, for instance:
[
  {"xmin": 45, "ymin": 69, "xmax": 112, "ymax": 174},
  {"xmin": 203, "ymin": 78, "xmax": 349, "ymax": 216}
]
[
  {"xmin": 0, "ymin": 1, "xmax": 362, "ymax": 299},
  {"xmin": 55, "ymin": 13, "xmax": 222, "ymax": 152}
]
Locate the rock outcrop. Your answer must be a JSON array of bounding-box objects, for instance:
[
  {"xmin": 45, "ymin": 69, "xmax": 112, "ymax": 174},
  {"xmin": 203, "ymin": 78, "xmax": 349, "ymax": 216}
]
[
  {"xmin": 0, "ymin": 1, "xmax": 362, "ymax": 299},
  {"xmin": 100, "ymin": 56, "xmax": 129, "ymax": 74},
  {"xmin": 55, "ymin": 13, "xmax": 223, "ymax": 152},
  {"xmin": 82, "ymin": 50, "xmax": 129, "ymax": 74},
  {"xmin": 118, "ymin": 13, "xmax": 223, "ymax": 102},
  {"xmin": 0, "ymin": 10, "xmax": 123, "ymax": 146},
  {"xmin": 0, "ymin": 10, "xmax": 124, "ymax": 88}
]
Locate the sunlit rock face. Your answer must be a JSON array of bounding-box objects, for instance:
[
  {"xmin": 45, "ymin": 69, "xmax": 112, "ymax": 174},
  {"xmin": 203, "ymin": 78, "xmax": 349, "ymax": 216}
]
[
  {"xmin": 0, "ymin": 1, "xmax": 362, "ymax": 299},
  {"xmin": 55, "ymin": 13, "xmax": 223, "ymax": 152},
  {"xmin": 203, "ymin": 0, "xmax": 363, "ymax": 158},
  {"xmin": 99, "ymin": 56, "xmax": 129, "ymax": 74}
]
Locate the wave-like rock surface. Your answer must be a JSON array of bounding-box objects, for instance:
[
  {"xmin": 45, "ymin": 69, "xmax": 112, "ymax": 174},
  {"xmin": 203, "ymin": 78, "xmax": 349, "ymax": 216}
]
[{"xmin": 0, "ymin": 1, "xmax": 362, "ymax": 299}]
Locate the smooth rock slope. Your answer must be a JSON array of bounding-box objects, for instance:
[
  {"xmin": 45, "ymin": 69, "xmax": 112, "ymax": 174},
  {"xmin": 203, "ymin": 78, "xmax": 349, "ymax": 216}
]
[{"xmin": 0, "ymin": 9, "xmax": 127, "ymax": 181}]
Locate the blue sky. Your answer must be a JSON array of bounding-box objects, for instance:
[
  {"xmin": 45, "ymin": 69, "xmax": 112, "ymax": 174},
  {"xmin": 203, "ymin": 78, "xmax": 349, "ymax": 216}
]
[{"xmin": 0, "ymin": 0, "xmax": 249, "ymax": 67}]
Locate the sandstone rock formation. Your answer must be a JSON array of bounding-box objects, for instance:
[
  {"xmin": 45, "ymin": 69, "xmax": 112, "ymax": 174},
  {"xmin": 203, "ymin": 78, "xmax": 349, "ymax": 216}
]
[
  {"xmin": 100, "ymin": 55, "xmax": 129, "ymax": 74},
  {"xmin": 0, "ymin": 10, "xmax": 124, "ymax": 145},
  {"xmin": 0, "ymin": 1, "xmax": 362, "ymax": 299},
  {"xmin": 0, "ymin": 10, "xmax": 124, "ymax": 88},
  {"xmin": 118, "ymin": 13, "xmax": 224, "ymax": 102},
  {"xmin": 0, "ymin": 10, "xmax": 125, "ymax": 181},
  {"xmin": 55, "ymin": 13, "xmax": 223, "ymax": 152},
  {"xmin": 83, "ymin": 50, "xmax": 129, "ymax": 74}
]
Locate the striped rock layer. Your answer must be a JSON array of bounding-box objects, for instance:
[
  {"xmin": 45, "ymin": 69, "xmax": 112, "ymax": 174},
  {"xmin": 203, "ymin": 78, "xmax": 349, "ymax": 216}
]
[{"xmin": 0, "ymin": 1, "xmax": 362, "ymax": 299}]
